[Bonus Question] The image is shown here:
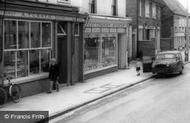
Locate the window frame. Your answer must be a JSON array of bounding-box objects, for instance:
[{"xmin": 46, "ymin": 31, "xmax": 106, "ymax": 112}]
[
  {"xmin": 145, "ymin": 0, "xmax": 150, "ymax": 18},
  {"xmin": 139, "ymin": 0, "xmax": 142, "ymax": 17},
  {"xmin": 3, "ymin": 19, "xmax": 52, "ymax": 80},
  {"xmin": 112, "ymin": 0, "xmax": 118, "ymax": 16},
  {"xmin": 89, "ymin": 0, "xmax": 97, "ymax": 14},
  {"xmin": 152, "ymin": 2, "xmax": 156, "ymax": 19},
  {"xmin": 84, "ymin": 34, "xmax": 118, "ymax": 74}
]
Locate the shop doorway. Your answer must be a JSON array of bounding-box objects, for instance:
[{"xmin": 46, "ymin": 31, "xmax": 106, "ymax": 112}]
[
  {"xmin": 118, "ymin": 33, "xmax": 128, "ymax": 69},
  {"xmin": 57, "ymin": 22, "xmax": 68, "ymax": 84},
  {"xmin": 71, "ymin": 36, "xmax": 79, "ymax": 83}
]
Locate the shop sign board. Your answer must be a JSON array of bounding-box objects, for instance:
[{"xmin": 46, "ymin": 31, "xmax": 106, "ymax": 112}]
[
  {"xmin": 86, "ymin": 22, "xmax": 128, "ymax": 28},
  {"xmin": 92, "ymin": 28, "xmax": 101, "ymax": 33},
  {"xmin": 110, "ymin": 28, "xmax": 117, "ymax": 33},
  {"xmin": 117, "ymin": 28, "xmax": 126, "ymax": 33},
  {"xmin": 85, "ymin": 28, "xmax": 91, "ymax": 33},
  {"xmin": 102, "ymin": 28, "xmax": 109, "ymax": 33},
  {"xmin": 0, "ymin": 11, "xmax": 85, "ymax": 22}
]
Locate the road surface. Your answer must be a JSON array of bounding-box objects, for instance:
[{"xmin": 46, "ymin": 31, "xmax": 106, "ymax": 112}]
[{"xmin": 54, "ymin": 64, "xmax": 190, "ymax": 123}]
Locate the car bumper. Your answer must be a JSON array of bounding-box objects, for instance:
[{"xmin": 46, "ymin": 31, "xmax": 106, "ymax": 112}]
[{"xmin": 152, "ymin": 64, "xmax": 179, "ymax": 74}]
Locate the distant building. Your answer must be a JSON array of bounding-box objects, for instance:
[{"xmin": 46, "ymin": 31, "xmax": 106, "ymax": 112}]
[
  {"xmin": 126, "ymin": 0, "xmax": 162, "ymax": 59},
  {"xmin": 160, "ymin": 0, "xmax": 189, "ymax": 51},
  {"xmin": 71, "ymin": 0, "xmax": 132, "ymax": 79}
]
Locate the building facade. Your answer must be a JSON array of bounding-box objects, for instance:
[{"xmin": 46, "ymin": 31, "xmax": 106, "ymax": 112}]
[
  {"xmin": 126, "ymin": 0, "xmax": 162, "ymax": 58},
  {"xmin": 71, "ymin": 0, "xmax": 132, "ymax": 79},
  {"xmin": 0, "ymin": 0, "xmax": 86, "ymax": 97},
  {"xmin": 161, "ymin": 0, "xmax": 189, "ymax": 51}
]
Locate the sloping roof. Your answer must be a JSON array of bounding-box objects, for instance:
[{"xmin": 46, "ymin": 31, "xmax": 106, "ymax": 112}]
[{"xmin": 162, "ymin": 0, "xmax": 187, "ymax": 16}]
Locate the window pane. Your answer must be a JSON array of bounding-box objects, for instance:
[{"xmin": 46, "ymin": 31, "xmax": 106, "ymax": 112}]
[
  {"xmin": 41, "ymin": 50, "xmax": 50, "ymax": 72},
  {"xmin": 18, "ymin": 21, "xmax": 29, "ymax": 49},
  {"xmin": 4, "ymin": 51, "xmax": 16, "ymax": 78},
  {"xmin": 102, "ymin": 37, "xmax": 117, "ymax": 67},
  {"xmin": 31, "ymin": 22, "xmax": 41, "ymax": 48},
  {"xmin": 145, "ymin": 0, "xmax": 150, "ymax": 17},
  {"xmin": 30, "ymin": 50, "xmax": 39, "ymax": 74},
  {"xmin": 74, "ymin": 23, "xmax": 79, "ymax": 36},
  {"xmin": 42, "ymin": 23, "xmax": 51, "ymax": 47},
  {"xmin": 84, "ymin": 37, "xmax": 100, "ymax": 72},
  {"xmin": 4, "ymin": 20, "xmax": 17, "ymax": 49},
  {"xmin": 17, "ymin": 51, "xmax": 28, "ymax": 77}
]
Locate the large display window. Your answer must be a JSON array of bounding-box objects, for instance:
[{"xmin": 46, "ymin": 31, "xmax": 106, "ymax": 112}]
[
  {"xmin": 84, "ymin": 35, "xmax": 117, "ymax": 73},
  {"xmin": 3, "ymin": 19, "xmax": 52, "ymax": 79},
  {"xmin": 84, "ymin": 37, "xmax": 100, "ymax": 72},
  {"xmin": 102, "ymin": 37, "xmax": 117, "ymax": 67}
]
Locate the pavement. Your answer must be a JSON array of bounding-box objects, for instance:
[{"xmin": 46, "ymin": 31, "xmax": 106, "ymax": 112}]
[
  {"xmin": 0, "ymin": 61, "xmax": 154, "ymax": 121},
  {"xmin": 0, "ymin": 60, "xmax": 189, "ymax": 122}
]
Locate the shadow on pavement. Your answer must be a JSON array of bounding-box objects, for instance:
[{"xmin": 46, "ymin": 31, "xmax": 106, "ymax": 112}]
[{"xmin": 154, "ymin": 73, "xmax": 182, "ymax": 79}]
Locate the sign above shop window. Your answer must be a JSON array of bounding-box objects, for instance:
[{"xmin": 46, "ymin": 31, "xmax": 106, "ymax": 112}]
[{"xmin": 0, "ymin": 11, "xmax": 85, "ymax": 22}]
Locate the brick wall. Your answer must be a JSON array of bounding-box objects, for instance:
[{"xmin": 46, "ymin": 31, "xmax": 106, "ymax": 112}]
[
  {"xmin": 161, "ymin": 4, "xmax": 173, "ymax": 38},
  {"xmin": 138, "ymin": 39, "xmax": 155, "ymax": 56},
  {"xmin": 160, "ymin": 38, "xmax": 174, "ymax": 51}
]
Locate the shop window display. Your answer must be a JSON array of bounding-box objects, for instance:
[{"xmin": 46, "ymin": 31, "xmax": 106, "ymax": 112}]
[
  {"xmin": 31, "ymin": 22, "xmax": 41, "ymax": 48},
  {"xmin": 102, "ymin": 37, "xmax": 117, "ymax": 67},
  {"xmin": 18, "ymin": 21, "xmax": 29, "ymax": 49},
  {"xmin": 42, "ymin": 23, "xmax": 51, "ymax": 47},
  {"xmin": 30, "ymin": 50, "xmax": 39, "ymax": 74},
  {"xmin": 3, "ymin": 20, "xmax": 52, "ymax": 79},
  {"xmin": 41, "ymin": 50, "xmax": 50, "ymax": 72},
  {"xmin": 84, "ymin": 36, "xmax": 117, "ymax": 73},
  {"xmin": 17, "ymin": 51, "xmax": 28, "ymax": 77},
  {"xmin": 4, "ymin": 51, "xmax": 16, "ymax": 78},
  {"xmin": 4, "ymin": 20, "xmax": 17, "ymax": 49},
  {"xmin": 84, "ymin": 37, "xmax": 100, "ymax": 72}
]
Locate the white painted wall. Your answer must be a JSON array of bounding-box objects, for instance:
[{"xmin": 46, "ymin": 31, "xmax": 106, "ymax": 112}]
[
  {"xmin": 117, "ymin": 0, "xmax": 126, "ymax": 17},
  {"xmin": 28, "ymin": 0, "xmax": 126, "ymax": 17},
  {"xmin": 70, "ymin": 0, "xmax": 126, "ymax": 17},
  {"xmin": 71, "ymin": 0, "xmax": 89, "ymax": 13}
]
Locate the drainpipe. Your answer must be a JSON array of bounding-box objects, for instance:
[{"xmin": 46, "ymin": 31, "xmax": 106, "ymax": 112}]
[
  {"xmin": 186, "ymin": 0, "xmax": 189, "ymax": 61},
  {"xmin": 136, "ymin": 0, "xmax": 139, "ymax": 58}
]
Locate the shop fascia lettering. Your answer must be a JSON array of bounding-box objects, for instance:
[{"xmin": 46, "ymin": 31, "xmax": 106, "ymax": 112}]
[
  {"xmin": 86, "ymin": 23, "xmax": 128, "ymax": 28},
  {"xmin": 0, "ymin": 11, "xmax": 55, "ymax": 19},
  {"xmin": 0, "ymin": 11, "xmax": 85, "ymax": 22}
]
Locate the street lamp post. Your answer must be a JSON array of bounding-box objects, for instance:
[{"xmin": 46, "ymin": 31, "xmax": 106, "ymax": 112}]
[{"xmin": 186, "ymin": 0, "xmax": 189, "ymax": 61}]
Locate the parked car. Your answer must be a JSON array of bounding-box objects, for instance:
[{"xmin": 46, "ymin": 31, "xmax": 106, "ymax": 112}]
[{"xmin": 152, "ymin": 51, "xmax": 184, "ymax": 75}]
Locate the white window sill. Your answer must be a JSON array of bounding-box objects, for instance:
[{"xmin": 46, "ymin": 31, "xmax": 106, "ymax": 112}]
[
  {"xmin": 84, "ymin": 65, "xmax": 117, "ymax": 75},
  {"xmin": 4, "ymin": 73, "xmax": 49, "ymax": 86}
]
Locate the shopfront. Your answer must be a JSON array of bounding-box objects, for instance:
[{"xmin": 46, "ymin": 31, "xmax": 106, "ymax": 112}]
[
  {"xmin": 84, "ymin": 16, "xmax": 132, "ymax": 79},
  {"xmin": 0, "ymin": 0, "xmax": 86, "ymax": 97}
]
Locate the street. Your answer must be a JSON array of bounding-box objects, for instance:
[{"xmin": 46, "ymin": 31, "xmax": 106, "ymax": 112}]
[{"xmin": 54, "ymin": 63, "xmax": 190, "ymax": 123}]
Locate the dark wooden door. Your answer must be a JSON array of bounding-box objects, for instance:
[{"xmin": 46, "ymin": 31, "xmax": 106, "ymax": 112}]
[
  {"xmin": 71, "ymin": 36, "xmax": 79, "ymax": 83},
  {"xmin": 57, "ymin": 35, "xmax": 67, "ymax": 84}
]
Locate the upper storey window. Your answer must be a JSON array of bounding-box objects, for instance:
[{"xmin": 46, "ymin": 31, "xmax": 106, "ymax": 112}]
[
  {"xmin": 89, "ymin": 0, "xmax": 97, "ymax": 14},
  {"xmin": 112, "ymin": 0, "xmax": 118, "ymax": 16},
  {"xmin": 145, "ymin": 0, "xmax": 150, "ymax": 18},
  {"xmin": 139, "ymin": 0, "xmax": 142, "ymax": 16},
  {"xmin": 152, "ymin": 3, "xmax": 156, "ymax": 19}
]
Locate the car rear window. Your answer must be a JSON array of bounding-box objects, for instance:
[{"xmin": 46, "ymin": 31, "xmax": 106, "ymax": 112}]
[{"xmin": 156, "ymin": 53, "xmax": 176, "ymax": 59}]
